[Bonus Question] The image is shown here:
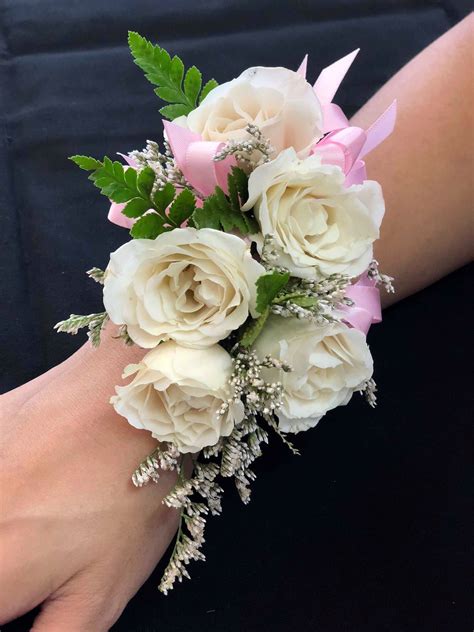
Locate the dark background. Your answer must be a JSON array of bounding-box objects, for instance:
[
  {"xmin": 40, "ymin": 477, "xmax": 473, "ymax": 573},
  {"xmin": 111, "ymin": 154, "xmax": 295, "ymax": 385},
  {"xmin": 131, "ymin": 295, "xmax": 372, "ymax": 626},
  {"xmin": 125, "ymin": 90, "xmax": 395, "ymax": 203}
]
[{"xmin": 1, "ymin": 1, "xmax": 472, "ymax": 630}]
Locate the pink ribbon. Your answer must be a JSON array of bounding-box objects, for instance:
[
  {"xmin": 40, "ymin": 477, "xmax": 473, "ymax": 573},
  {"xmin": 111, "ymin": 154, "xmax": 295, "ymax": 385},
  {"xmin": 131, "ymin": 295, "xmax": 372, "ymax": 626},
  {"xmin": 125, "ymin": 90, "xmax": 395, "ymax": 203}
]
[
  {"xmin": 296, "ymin": 48, "xmax": 397, "ymax": 185},
  {"xmin": 313, "ymin": 49, "xmax": 360, "ymax": 134},
  {"xmin": 310, "ymin": 100, "xmax": 397, "ymax": 185},
  {"xmin": 163, "ymin": 121, "xmax": 236, "ymax": 197},
  {"xmin": 342, "ymin": 275, "xmax": 381, "ymax": 335}
]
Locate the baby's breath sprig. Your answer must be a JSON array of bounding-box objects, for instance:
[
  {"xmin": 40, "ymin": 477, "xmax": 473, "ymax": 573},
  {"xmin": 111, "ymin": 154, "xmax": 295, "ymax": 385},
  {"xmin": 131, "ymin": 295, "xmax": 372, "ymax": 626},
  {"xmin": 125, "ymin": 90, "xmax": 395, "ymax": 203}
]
[
  {"xmin": 358, "ymin": 377, "xmax": 378, "ymax": 408},
  {"xmin": 54, "ymin": 311, "xmax": 109, "ymax": 347},
  {"xmin": 159, "ymin": 462, "xmax": 208, "ymax": 595},
  {"xmin": 146, "ymin": 348, "xmax": 299, "ymax": 592},
  {"xmin": 367, "ymin": 259, "xmax": 395, "ymax": 293},
  {"xmin": 114, "ymin": 324, "xmax": 135, "ymax": 346},
  {"xmin": 270, "ymin": 273, "xmax": 352, "ymax": 325},
  {"xmin": 131, "ymin": 443, "xmax": 180, "ymax": 487},
  {"xmin": 86, "ymin": 267, "xmax": 105, "ymax": 284},
  {"xmin": 129, "ymin": 140, "xmax": 203, "ymax": 199},
  {"xmin": 259, "ymin": 234, "xmax": 281, "ymax": 269},
  {"xmin": 214, "ymin": 124, "xmax": 274, "ymax": 170}
]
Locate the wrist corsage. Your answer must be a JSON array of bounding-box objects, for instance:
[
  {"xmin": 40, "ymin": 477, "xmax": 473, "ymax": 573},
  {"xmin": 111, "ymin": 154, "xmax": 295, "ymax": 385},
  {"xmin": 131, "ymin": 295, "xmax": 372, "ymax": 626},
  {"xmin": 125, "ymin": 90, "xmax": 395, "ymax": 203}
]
[{"xmin": 56, "ymin": 32, "xmax": 396, "ymax": 594}]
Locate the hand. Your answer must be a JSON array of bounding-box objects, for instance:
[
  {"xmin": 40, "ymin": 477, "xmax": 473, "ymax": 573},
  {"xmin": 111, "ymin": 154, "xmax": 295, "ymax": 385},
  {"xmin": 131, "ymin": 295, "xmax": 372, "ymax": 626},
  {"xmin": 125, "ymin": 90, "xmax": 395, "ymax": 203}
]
[{"xmin": 0, "ymin": 328, "xmax": 180, "ymax": 631}]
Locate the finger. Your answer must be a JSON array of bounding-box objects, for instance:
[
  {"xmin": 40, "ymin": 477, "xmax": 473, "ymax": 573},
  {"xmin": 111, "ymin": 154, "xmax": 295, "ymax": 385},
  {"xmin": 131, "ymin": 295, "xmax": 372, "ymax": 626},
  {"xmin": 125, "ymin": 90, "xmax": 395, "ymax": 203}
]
[{"xmin": 30, "ymin": 588, "xmax": 123, "ymax": 632}]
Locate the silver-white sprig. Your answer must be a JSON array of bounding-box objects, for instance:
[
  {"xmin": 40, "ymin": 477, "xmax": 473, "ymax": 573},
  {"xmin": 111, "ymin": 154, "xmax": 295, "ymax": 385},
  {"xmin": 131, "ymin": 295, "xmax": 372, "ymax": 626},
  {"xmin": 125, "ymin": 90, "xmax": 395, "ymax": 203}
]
[{"xmin": 213, "ymin": 124, "xmax": 274, "ymax": 170}]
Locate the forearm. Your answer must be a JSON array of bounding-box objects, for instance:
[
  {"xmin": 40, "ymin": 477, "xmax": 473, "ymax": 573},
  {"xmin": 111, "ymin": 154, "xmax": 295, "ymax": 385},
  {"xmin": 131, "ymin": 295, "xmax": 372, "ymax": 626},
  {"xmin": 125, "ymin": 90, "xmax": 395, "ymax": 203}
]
[{"xmin": 351, "ymin": 14, "xmax": 473, "ymax": 306}]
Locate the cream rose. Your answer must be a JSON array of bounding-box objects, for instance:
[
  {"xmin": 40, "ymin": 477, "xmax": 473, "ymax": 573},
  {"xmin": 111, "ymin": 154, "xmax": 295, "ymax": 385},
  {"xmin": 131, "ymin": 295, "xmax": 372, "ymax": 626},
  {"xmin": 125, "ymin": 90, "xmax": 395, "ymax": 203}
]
[
  {"xmin": 175, "ymin": 66, "xmax": 323, "ymax": 157},
  {"xmin": 103, "ymin": 228, "xmax": 265, "ymax": 348},
  {"xmin": 243, "ymin": 148, "xmax": 385, "ymax": 279},
  {"xmin": 254, "ymin": 316, "xmax": 373, "ymax": 433},
  {"xmin": 111, "ymin": 342, "xmax": 243, "ymax": 453}
]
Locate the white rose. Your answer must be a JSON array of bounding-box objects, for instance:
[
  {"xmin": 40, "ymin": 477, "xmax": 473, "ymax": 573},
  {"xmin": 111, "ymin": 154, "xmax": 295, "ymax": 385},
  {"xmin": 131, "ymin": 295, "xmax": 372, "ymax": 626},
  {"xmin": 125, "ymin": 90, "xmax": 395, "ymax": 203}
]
[
  {"xmin": 175, "ymin": 66, "xmax": 323, "ymax": 157},
  {"xmin": 254, "ymin": 316, "xmax": 373, "ymax": 433},
  {"xmin": 111, "ymin": 341, "xmax": 244, "ymax": 453},
  {"xmin": 103, "ymin": 228, "xmax": 265, "ymax": 348},
  {"xmin": 243, "ymin": 148, "xmax": 385, "ymax": 279}
]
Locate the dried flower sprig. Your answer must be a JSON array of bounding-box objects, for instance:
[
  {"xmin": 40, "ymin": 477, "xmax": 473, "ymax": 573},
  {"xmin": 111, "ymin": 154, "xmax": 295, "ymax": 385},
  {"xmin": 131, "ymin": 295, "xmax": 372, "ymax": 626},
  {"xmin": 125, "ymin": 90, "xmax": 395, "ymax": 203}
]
[
  {"xmin": 214, "ymin": 124, "xmax": 274, "ymax": 170},
  {"xmin": 159, "ymin": 463, "xmax": 208, "ymax": 594},
  {"xmin": 54, "ymin": 312, "xmax": 109, "ymax": 347},
  {"xmin": 368, "ymin": 259, "xmax": 395, "ymax": 293},
  {"xmin": 86, "ymin": 267, "xmax": 106, "ymax": 284},
  {"xmin": 270, "ymin": 273, "xmax": 352, "ymax": 325},
  {"xmin": 129, "ymin": 140, "xmax": 204, "ymax": 199},
  {"xmin": 132, "ymin": 443, "xmax": 180, "ymax": 487},
  {"xmin": 358, "ymin": 377, "xmax": 378, "ymax": 407},
  {"xmin": 133, "ymin": 349, "xmax": 297, "ymax": 593}
]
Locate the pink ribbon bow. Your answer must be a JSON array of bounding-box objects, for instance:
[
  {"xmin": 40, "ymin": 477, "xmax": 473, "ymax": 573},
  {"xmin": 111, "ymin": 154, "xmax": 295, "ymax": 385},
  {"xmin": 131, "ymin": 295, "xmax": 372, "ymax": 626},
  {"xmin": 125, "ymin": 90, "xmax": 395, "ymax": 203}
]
[
  {"xmin": 341, "ymin": 275, "xmax": 382, "ymax": 335},
  {"xmin": 163, "ymin": 121, "xmax": 236, "ymax": 197},
  {"xmin": 299, "ymin": 49, "xmax": 397, "ymax": 186}
]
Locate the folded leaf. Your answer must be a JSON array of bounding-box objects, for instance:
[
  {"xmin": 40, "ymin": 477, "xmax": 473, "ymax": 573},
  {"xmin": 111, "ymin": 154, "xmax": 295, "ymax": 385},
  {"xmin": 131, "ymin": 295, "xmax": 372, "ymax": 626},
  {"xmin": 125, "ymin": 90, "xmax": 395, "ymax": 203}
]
[
  {"xmin": 168, "ymin": 189, "xmax": 196, "ymax": 226},
  {"xmin": 255, "ymin": 272, "xmax": 290, "ymax": 314},
  {"xmin": 130, "ymin": 213, "xmax": 166, "ymax": 239},
  {"xmin": 153, "ymin": 183, "xmax": 175, "ymax": 214}
]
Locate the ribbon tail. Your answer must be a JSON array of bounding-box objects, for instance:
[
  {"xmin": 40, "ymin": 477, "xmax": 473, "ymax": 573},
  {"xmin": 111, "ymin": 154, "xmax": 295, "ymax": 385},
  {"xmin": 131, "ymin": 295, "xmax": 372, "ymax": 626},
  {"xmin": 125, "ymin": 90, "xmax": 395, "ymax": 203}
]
[
  {"xmin": 296, "ymin": 54, "xmax": 308, "ymax": 78},
  {"xmin": 360, "ymin": 99, "xmax": 397, "ymax": 159},
  {"xmin": 314, "ymin": 49, "xmax": 360, "ymax": 104}
]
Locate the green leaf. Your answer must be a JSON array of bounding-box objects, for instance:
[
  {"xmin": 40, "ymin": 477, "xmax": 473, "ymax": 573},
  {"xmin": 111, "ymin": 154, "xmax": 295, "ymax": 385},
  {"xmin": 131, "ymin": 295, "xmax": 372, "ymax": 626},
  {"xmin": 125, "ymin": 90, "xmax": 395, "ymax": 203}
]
[
  {"xmin": 122, "ymin": 197, "xmax": 151, "ymax": 219},
  {"xmin": 213, "ymin": 187, "xmax": 249, "ymax": 234},
  {"xmin": 191, "ymin": 182, "xmax": 256, "ymax": 235},
  {"xmin": 130, "ymin": 213, "xmax": 166, "ymax": 239},
  {"xmin": 168, "ymin": 188, "xmax": 196, "ymax": 226},
  {"xmin": 169, "ymin": 56, "xmax": 185, "ymax": 86},
  {"xmin": 70, "ymin": 155, "xmax": 103, "ymax": 171},
  {"xmin": 90, "ymin": 159, "xmax": 139, "ymax": 203},
  {"xmin": 291, "ymin": 296, "xmax": 318, "ymax": 308},
  {"xmin": 240, "ymin": 307, "xmax": 270, "ymax": 347},
  {"xmin": 136, "ymin": 167, "xmax": 155, "ymax": 197},
  {"xmin": 230, "ymin": 166, "xmax": 249, "ymax": 205},
  {"xmin": 255, "ymin": 271, "xmax": 290, "ymax": 314},
  {"xmin": 192, "ymin": 197, "xmax": 220, "ymax": 230},
  {"xmin": 128, "ymin": 31, "xmax": 171, "ymax": 87},
  {"xmin": 184, "ymin": 66, "xmax": 202, "ymax": 106},
  {"xmin": 155, "ymin": 86, "xmax": 184, "ymax": 103},
  {"xmin": 128, "ymin": 31, "xmax": 218, "ymax": 116},
  {"xmin": 124, "ymin": 167, "xmax": 138, "ymax": 189},
  {"xmin": 199, "ymin": 78, "xmax": 218, "ymax": 104},
  {"xmin": 158, "ymin": 103, "xmax": 191, "ymax": 120},
  {"xmin": 153, "ymin": 182, "xmax": 175, "ymax": 214}
]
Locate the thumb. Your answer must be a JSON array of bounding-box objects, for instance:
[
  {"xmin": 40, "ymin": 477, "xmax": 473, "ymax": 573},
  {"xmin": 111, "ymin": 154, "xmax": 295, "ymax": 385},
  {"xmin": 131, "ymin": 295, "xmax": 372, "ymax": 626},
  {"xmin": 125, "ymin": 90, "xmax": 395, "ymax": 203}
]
[{"xmin": 30, "ymin": 588, "xmax": 117, "ymax": 632}]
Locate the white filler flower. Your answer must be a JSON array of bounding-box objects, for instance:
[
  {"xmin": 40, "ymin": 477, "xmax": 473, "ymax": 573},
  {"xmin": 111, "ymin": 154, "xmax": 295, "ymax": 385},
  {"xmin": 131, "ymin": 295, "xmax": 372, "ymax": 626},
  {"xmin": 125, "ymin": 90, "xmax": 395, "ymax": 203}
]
[
  {"xmin": 243, "ymin": 148, "xmax": 385, "ymax": 279},
  {"xmin": 111, "ymin": 341, "xmax": 244, "ymax": 453},
  {"xmin": 175, "ymin": 66, "xmax": 323, "ymax": 157},
  {"xmin": 254, "ymin": 315, "xmax": 374, "ymax": 433},
  {"xmin": 103, "ymin": 228, "xmax": 265, "ymax": 348}
]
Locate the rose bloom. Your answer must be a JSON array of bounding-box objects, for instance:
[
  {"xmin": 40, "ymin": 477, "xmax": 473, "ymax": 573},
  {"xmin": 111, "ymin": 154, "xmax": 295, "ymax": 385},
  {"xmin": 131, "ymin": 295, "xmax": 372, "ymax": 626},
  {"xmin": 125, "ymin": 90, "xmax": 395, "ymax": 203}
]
[
  {"xmin": 111, "ymin": 342, "xmax": 244, "ymax": 453},
  {"xmin": 243, "ymin": 148, "xmax": 385, "ymax": 279},
  {"xmin": 174, "ymin": 66, "xmax": 323, "ymax": 157},
  {"xmin": 103, "ymin": 228, "xmax": 264, "ymax": 348},
  {"xmin": 254, "ymin": 315, "xmax": 373, "ymax": 433}
]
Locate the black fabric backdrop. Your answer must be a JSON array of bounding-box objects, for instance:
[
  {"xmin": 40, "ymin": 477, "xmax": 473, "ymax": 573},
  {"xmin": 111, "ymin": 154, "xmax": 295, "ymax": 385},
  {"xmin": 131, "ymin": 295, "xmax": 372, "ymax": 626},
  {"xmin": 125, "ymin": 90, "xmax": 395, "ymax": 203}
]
[{"xmin": 1, "ymin": 1, "xmax": 472, "ymax": 631}]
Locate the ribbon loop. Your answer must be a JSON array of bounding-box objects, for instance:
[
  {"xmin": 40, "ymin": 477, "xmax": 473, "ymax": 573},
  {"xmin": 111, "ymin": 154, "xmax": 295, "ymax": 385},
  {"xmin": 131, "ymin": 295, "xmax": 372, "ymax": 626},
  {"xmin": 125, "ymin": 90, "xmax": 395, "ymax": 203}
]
[
  {"xmin": 315, "ymin": 126, "xmax": 366, "ymax": 174},
  {"xmin": 342, "ymin": 275, "xmax": 382, "ymax": 335},
  {"xmin": 164, "ymin": 120, "xmax": 236, "ymax": 197}
]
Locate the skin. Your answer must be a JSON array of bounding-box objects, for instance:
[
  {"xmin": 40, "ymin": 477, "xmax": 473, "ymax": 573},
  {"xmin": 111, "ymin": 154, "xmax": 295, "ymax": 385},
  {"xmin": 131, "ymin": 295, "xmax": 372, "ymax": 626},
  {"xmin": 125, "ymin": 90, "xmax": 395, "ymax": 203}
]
[{"xmin": 0, "ymin": 15, "xmax": 472, "ymax": 632}]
